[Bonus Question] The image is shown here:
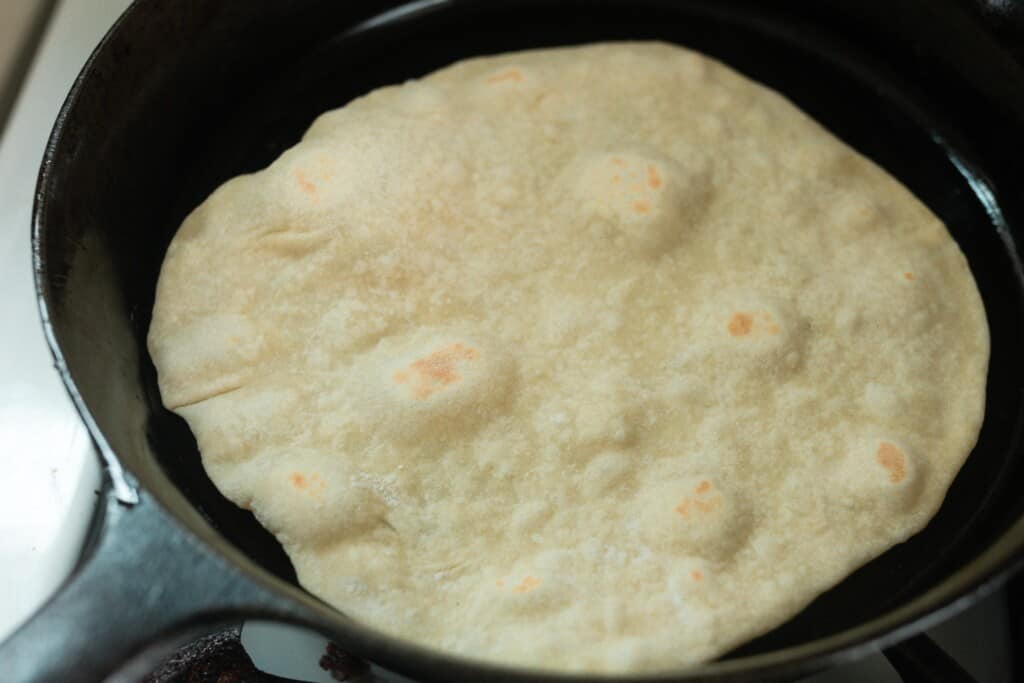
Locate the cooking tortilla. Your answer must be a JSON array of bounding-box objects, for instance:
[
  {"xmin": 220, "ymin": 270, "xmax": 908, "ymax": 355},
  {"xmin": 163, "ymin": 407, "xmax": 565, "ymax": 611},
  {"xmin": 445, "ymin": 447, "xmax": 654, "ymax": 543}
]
[{"xmin": 148, "ymin": 42, "xmax": 989, "ymax": 672}]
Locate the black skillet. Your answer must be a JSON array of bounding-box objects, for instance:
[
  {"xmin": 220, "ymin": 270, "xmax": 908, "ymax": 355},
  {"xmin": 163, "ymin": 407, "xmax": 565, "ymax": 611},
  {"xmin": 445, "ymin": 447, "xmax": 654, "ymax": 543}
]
[{"xmin": 3, "ymin": 0, "xmax": 1024, "ymax": 681}]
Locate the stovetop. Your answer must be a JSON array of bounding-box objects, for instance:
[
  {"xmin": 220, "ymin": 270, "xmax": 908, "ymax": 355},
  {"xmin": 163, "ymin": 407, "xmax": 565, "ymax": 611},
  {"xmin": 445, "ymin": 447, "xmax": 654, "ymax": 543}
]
[{"xmin": 0, "ymin": 2, "xmax": 1015, "ymax": 682}]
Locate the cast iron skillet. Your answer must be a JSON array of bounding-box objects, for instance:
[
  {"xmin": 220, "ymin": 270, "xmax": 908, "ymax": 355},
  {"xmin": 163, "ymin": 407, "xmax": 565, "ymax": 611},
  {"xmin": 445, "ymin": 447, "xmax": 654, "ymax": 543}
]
[{"xmin": 3, "ymin": 0, "xmax": 1024, "ymax": 680}]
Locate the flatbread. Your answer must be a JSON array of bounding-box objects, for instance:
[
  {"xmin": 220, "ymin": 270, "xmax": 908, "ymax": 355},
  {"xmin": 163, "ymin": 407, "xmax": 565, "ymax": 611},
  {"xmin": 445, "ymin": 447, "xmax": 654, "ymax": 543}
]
[{"xmin": 148, "ymin": 42, "xmax": 989, "ymax": 672}]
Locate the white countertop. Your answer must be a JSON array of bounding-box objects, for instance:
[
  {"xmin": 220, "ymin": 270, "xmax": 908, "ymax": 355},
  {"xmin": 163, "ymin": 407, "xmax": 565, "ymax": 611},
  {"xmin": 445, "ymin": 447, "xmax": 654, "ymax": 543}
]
[
  {"xmin": 0, "ymin": 0, "xmax": 133, "ymax": 641},
  {"xmin": 0, "ymin": 0, "xmax": 48, "ymax": 123}
]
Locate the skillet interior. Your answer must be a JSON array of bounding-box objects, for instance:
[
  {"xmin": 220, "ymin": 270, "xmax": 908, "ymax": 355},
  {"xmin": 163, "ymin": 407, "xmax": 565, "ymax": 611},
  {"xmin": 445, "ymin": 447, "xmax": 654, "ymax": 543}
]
[{"xmin": 39, "ymin": 0, "xmax": 1024, "ymax": 671}]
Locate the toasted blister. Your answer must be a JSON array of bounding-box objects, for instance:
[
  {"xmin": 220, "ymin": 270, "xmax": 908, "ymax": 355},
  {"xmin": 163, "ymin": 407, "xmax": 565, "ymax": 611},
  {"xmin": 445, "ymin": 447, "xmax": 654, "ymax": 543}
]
[
  {"xmin": 243, "ymin": 450, "xmax": 391, "ymax": 546},
  {"xmin": 638, "ymin": 476, "xmax": 753, "ymax": 560},
  {"xmin": 836, "ymin": 438, "xmax": 926, "ymax": 513},
  {"xmin": 350, "ymin": 330, "xmax": 516, "ymax": 441},
  {"xmin": 487, "ymin": 550, "xmax": 577, "ymax": 615},
  {"xmin": 149, "ymin": 41, "xmax": 988, "ymax": 673},
  {"xmin": 572, "ymin": 151, "xmax": 712, "ymax": 254},
  {"xmin": 718, "ymin": 297, "xmax": 805, "ymax": 355},
  {"xmin": 665, "ymin": 557, "xmax": 720, "ymax": 632},
  {"xmin": 676, "ymin": 294, "xmax": 809, "ymax": 395}
]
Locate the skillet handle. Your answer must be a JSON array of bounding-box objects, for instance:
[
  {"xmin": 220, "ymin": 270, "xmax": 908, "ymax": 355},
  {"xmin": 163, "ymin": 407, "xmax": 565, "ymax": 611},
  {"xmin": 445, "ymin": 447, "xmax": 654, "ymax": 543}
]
[
  {"xmin": 882, "ymin": 633, "xmax": 978, "ymax": 683},
  {"xmin": 0, "ymin": 485, "xmax": 303, "ymax": 682}
]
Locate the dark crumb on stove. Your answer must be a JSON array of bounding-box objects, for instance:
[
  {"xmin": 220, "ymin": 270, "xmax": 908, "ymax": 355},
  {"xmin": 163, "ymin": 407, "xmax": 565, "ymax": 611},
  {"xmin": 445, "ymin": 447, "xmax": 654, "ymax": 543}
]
[
  {"xmin": 143, "ymin": 628, "xmax": 262, "ymax": 682},
  {"xmin": 319, "ymin": 642, "xmax": 369, "ymax": 681},
  {"xmin": 143, "ymin": 627, "xmax": 311, "ymax": 683}
]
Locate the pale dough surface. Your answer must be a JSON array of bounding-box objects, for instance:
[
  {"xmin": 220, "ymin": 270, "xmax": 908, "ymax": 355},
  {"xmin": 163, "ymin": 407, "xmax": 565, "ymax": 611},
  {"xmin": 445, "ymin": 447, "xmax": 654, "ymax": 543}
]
[{"xmin": 148, "ymin": 42, "xmax": 989, "ymax": 672}]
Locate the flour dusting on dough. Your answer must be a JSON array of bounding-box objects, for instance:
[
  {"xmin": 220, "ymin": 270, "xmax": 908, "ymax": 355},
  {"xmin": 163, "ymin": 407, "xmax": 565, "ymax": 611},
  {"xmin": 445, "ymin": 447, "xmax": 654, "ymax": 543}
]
[{"xmin": 149, "ymin": 42, "xmax": 989, "ymax": 673}]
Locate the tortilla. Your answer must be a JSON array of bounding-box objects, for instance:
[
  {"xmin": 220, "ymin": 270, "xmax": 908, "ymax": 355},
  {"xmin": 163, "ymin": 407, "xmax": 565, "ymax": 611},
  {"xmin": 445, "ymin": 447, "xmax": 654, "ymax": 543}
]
[{"xmin": 148, "ymin": 42, "xmax": 989, "ymax": 672}]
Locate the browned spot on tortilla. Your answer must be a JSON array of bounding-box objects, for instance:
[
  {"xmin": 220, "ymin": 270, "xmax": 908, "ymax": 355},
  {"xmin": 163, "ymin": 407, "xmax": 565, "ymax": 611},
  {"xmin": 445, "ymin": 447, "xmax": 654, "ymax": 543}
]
[
  {"xmin": 513, "ymin": 576, "xmax": 541, "ymax": 593},
  {"xmin": 647, "ymin": 164, "xmax": 662, "ymax": 189},
  {"xmin": 295, "ymin": 169, "xmax": 317, "ymax": 195},
  {"xmin": 290, "ymin": 472, "xmax": 325, "ymax": 494},
  {"xmin": 757, "ymin": 312, "xmax": 781, "ymax": 334},
  {"xmin": 690, "ymin": 570, "xmax": 704, "ymax": 582},
  {"xmin": 904, "ymin": 272, "xmax": 915, "ymax": 281},
  {"xmin": 693, "ymin": 497, "xmax": 718, "ymax": 513},
  {"xmin": 676, "ymin": 493, "xmax": 720, "ymax": 517},
  {"xmin": 496, "ymin": 579, "xmax": 505, "ymax": 588},
  {"xmin": 487, "ymin": 68, "xmax": 523, "ymax": 84},
  {"xmin": 876, "ymin": 442, "xmax": 907, "ymax": 483},
  {"xmin": 393, "ymin": 342, "xmax": 480, "ymax": 399},
  {"xmin": 612, "ymin": 157, "xmax": 625, "ymax": 167},
  {"xmin": 612, "ymin": 174, "xmax": 621, "ymax": 184},
  {"xmin": 728, "ymin": 312, "xmax": 754, "ymax": 337},
  {"xmin": 695, "ymin": 480, "xmax": 711, "ymax": 494},
  {"xmin": 633, "ymin": 200, "xmax": 651, "ymax": 214}
]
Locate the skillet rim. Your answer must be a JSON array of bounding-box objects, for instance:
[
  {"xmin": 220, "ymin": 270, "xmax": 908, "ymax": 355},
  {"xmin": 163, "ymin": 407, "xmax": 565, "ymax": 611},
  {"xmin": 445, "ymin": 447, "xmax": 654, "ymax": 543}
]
[{"xmin": 30, "ymin": 0, "xmax": 1024, "ymax": 680}]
